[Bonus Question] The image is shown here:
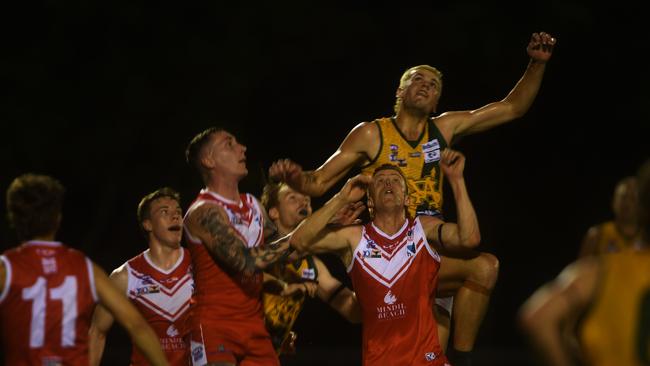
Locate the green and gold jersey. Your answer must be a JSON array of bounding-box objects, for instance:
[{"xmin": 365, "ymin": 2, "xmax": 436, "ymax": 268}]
[
  {"xmin": 262, "ymin": 256, "xmax": 318, "ymax": 353},
  {"xmin": 361, "ymin": 117, "xmax": 448, "ymax": 218},
  {"xmin": 579, "ymin": 249, "xmax": 650, "ymax": 366}
]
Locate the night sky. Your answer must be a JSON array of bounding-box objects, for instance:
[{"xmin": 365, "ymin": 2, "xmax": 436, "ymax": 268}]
[{"xmin": 1, "ymin": 1, "xmax": 648, "ymax": 365}]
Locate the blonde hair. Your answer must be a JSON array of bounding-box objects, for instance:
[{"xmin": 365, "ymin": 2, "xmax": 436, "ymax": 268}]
[{"xmin": 394, "ymin": 65, "xmax": 443, "ymax": 114}]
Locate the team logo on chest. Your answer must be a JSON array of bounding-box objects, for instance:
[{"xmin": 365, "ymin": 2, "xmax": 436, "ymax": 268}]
[
  {"xmin": 376, "ymin": 289, "xmax": 407, "ymax": 320},
  {"xmin": 422, "ymin": 139, "xmax": 441, "ymax": 164}
]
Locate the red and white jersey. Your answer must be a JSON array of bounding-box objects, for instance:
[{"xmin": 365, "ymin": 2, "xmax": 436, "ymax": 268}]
[
  {"xmin": 348, "ymin": 218, "xmax": 450, "ymax": 366},
  {"xmin": 184, "ymin": 190, "xmax": 265, "ymax": 322},
  {"xmin": 125, "ymin": 247, "xmax": 194, "ymax": 366},
  {"xmin": 0, "ymin": 241, "xmax": 98, "ymax": 366}
]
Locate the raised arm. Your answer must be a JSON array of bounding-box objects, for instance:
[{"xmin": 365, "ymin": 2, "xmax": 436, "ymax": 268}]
[
  {"xmin": 436, "ymin": 32, "xmax": 556, "ymax": 141},
  {"xmin": 421, "ymin": 149, "xmax": 480, "ymax": 250},
  {"xmin": 185, "ymin": 202, "xmax": 291, "ymax": 277},
  {"xmin": 518, "ymin": 258, "xmax": 599, "ymax": 366},
  {"xmin": 269, "ymin": 122, "xmax": 378, "ymax": 197},
  {"xmin": 313, "ymin": 257, "xmax": 361, "ymax": 323},
  {"xmin": 289, "ymin": 175, "xmax": 370, "ymax": 258},
  {"xmin": 89, "ymin": 265, "xmax": 128, "ymax": 366},
  {"xmin": 92, "ymin": 263, "xmax": 169, "ymax": 366}
]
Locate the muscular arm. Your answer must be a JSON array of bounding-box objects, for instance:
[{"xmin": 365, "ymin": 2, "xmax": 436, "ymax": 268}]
[
  {"xmin": 436, "ymin": 32, "xmax": 555, "ymax": 142},
  {"xmin": 313, "ymin": 257, "xmax": 361, "ymax": 323},
  {"xmin": 518, "ymin": 258, "xmax": 600, "ymax": 366},
  {"xmin": 271, "ymin": 122, "xmax": 378, "ymax": 197},
  {"xmin": 289, "ymin": 184, "xmax": 366, "ymax": 261},
  {"xmin": 421, "ymin": 153, "xmax": 480, "ymax": 250},
  {"xmin": 89, "ymin": 265, "xmax": 128, "ymax": 366},
  {"xmin": 186, "ymin": 203, "xmax": 291, "ymax": 277},
  {"xmin": 93, "ymin": 263, "xmax": 169, "ymax": 366}
]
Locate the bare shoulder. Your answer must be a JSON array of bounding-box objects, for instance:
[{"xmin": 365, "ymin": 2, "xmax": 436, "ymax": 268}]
[
  {"xmin": 336, "ymin": 224, "xmax": 363, "ymax": 248},
  {"xmin": 346, "ymin": 121, "xmax": 380, "ymax": 146},
  {"xmin": 109, "ymin": 262, "xmax": 129, "ymax": 291},
  {"xmin": 185, "ymin": 201, "xmax": 227, "ymax": 229}
]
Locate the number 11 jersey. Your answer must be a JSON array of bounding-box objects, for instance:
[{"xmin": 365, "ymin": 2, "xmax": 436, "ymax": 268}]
[{"xmin": 0, "ymin": 240, "xmax": 98, "ymax": 366}]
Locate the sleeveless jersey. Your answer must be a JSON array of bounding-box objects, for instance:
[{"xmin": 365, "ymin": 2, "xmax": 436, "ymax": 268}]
[
  {"xmin": 347, "ymin": 218, "xmax": 449, "ymax": 366},
  {"xmin": 263, "ymin": 256, "xmax": 318, "ymax": 352},
  {"xmin": 593, "ymin": 221, "xmax": 638, "ymax": 254},
  {"xmin": 125, "ymin": 247, "xmax": 194, "ymax": 366},
  {"xmin": 361, "ymin": 117, "xmax": 448, "ymax": 218},
  {"xmin": 184, "ymin": 190, "xmax": 265, "ymax": 322},
  {"xmin": 0, "ymin": 241, "xmax": 98, "ymax": 366},
  {"xmin": 579, "ymin": 249, "xmax": 650, "ymax": 366}
]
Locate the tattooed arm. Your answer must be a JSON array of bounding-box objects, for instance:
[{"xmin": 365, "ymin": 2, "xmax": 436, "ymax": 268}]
[{"xmin": 186, "ymin": 202, "xmax": 291, "ymax": 277}]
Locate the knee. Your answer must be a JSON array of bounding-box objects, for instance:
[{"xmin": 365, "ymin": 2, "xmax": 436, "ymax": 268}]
[{"xmin": 469, "ymin": 252, "xmax": 499, "ymax": 289}]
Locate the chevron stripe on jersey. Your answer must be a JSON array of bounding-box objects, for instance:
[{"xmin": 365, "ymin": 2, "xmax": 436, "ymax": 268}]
[
  {"xmin": 348, "ymin": 218, "xmax": 440, "ymax": 288},
  {"xmin": 184, "ymin": 190, "xmax": 264, "ymax": 248},
  {"xmin": 126, "ymin": 248, "xmax": 193, "ymax": 322}
]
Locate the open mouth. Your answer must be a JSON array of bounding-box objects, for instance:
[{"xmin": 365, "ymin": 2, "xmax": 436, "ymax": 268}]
[
  {"xmin": 168, "ymin": 225, "xmax": 182, "ymax": 232},
  {"xmin": 298, "ymin": 208, "xmax": 309, "ymax": 217}
]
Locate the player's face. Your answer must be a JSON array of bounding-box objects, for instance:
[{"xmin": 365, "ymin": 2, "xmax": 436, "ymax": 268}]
[
  {"xmin": 274, "ymin": 185, "xmax": 312, "ymax": 231},
  {"xmin": 399, "ymin": 69, "xmax": 441, "ymax": 115},
  {"xmin": 206, "ymin": 131, "xmax": 248, "ymax": 179},
  {"xmin": 370, "ymin": 170, "xmax": 408, "ymax": 211},
  {"xmin": 144, "ymin": 197, "xmax": 183, "ymax": 248},
  {"xmin": 613, "ymin": 180, "xmax": 638, "ymax": 221}
]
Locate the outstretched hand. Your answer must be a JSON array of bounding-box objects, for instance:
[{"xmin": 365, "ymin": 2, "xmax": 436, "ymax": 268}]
[
  {"xmin": 269, "ymin": 159, "xmax": 304, "ymax": 188},
  {"xmin": 527, "ymin": 32, "xmax": 556, "ymax": 63},
  {"xmin": 339, "ymin": 174, "xmax": 372, "ymax": 204},
  {"xmin": 440, "ymin": 149, "xmax": 465, "ymax": 181}
]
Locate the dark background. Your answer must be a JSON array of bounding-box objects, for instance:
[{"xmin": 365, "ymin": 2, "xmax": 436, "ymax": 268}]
[{"xmin": 1, "ymin": 1, "xmax": 648, "ymax": 365}]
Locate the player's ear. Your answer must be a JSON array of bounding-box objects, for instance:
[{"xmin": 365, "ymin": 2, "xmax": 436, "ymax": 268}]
[
  {"xmin": 268, "ymin": 207, "xmax": 280, "ymax": 221},
  {"xmin": 142, "ymin": 219, "xmax": 153, "ymax": 233}
]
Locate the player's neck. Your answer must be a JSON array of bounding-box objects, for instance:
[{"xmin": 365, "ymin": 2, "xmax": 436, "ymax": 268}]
[
  {"xmin": 372, "ymin": 211, "xmax": 407, "ymax": 236},
  {"xmin": 206, "ymin": 176, "xmax": 241, "ymax": 202},
  {"xmin": 146, "ymin": 242, "xmax": 182, "ymax": 270},
  {"xmin": 395, "ymin": 112, "xmax": 428, "ymax": 140}
]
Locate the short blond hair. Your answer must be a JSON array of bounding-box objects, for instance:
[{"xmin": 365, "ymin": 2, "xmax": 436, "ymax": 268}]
[{"xmin": 394, "ymin": 65, "xmax": 443, "ymax": 114}]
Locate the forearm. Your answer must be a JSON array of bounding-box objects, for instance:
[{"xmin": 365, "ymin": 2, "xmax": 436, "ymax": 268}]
[
  {"xmin": 330, "ymin": 289, "xmax": 362, "ymax": 324},
  {"xmin": 290, "ymin": 194, "xmax": 348, "ymax": 251},
  {"xmin": 503, "ymin": 60, "xmax": 547, "ymax": 116},
  {"xmin": 297, "ymin": 170, "xmax": 338, "ymax": 197},
  {"xmin": 127, "ymin": 321, "xmax": 169, "ymax": 366},
  {"xmin": 88, "ymin": 328, "xmax": 108, "ymax": 366},
  {"xmin": 448, "ymin": 177, "xmax": 480, "ymax": 247},
  {"xmin": 250, "ymin": 237, "xmax": 291, "ymax": 271}
]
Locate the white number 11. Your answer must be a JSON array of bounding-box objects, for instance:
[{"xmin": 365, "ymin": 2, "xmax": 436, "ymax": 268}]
[{"xmin": 21, "ymin": 276, "xmax": 78, "ymax": 348}]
